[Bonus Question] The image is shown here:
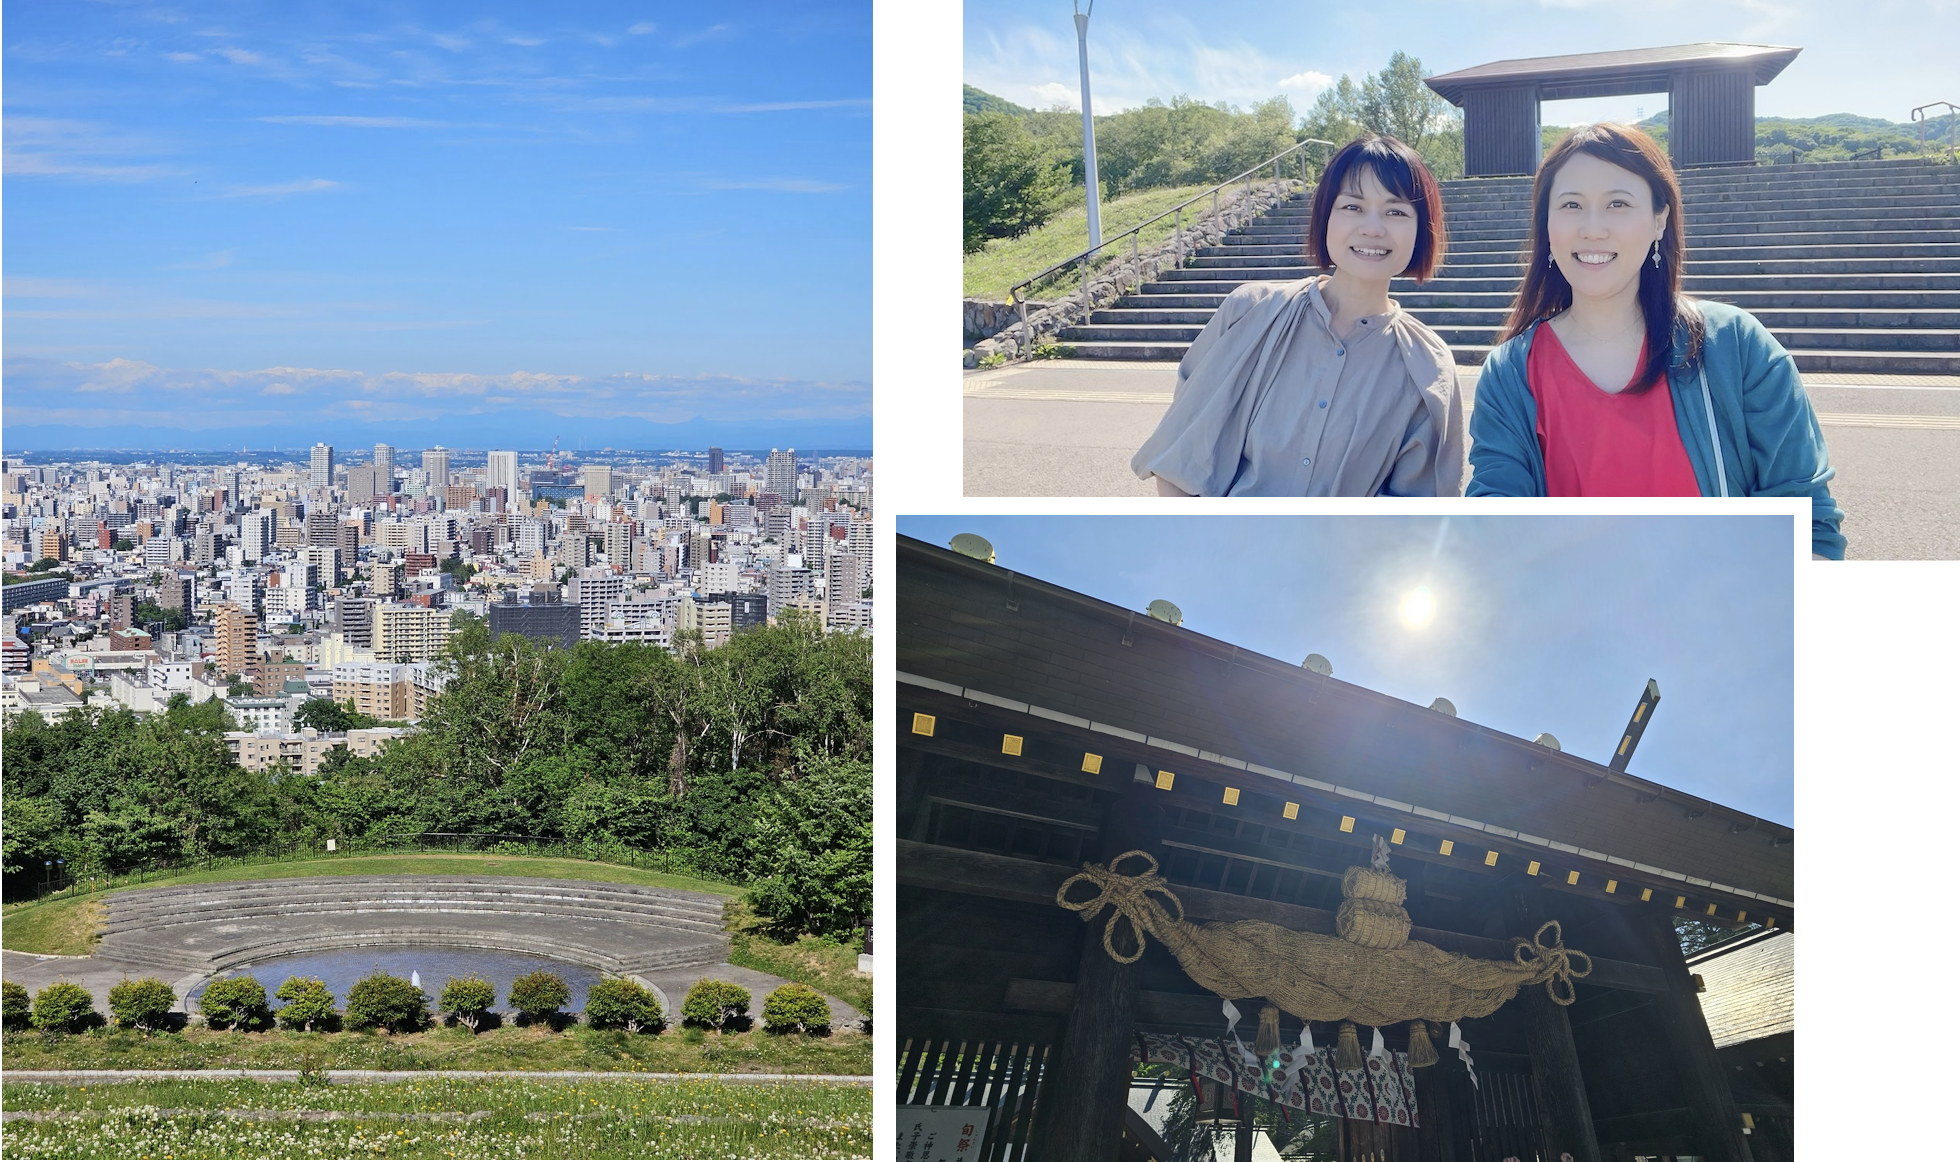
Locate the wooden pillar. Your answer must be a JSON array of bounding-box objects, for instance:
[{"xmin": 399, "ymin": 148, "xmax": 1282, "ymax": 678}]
[
  {"xmin": 1521, "ymin": 982, "xmax": 1601, "ymax": 1162},
  {"xmin": 1511, "ymin": 890, "xmax": 1600, "ymax": 1162},
  {"xmin": 1028, "ymin": 792, "xmax": 1161, "ymax": 1162},
  {"xmin": 1235, "ymin": 1099, "xmax": 1256, "ymax": 1162},
  {"xmin": 1413, "ymin": 1059, "xmax": 1462, "ymax": 1162},
  {"xmin": 1642, "ymin": 915, "xmax": 1756, "ymax": 1162}
]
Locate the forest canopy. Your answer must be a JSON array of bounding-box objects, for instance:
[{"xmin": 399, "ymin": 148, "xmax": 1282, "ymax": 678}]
[{"xmin": 0, "ymin": 612, "xmax": 870, "ymax": 938}]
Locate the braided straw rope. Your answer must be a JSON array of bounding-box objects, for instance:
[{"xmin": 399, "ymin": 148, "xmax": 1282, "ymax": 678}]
[{"xmin": 1057, "ymin": 851, "xmax": 1593, "ymax": 1025}]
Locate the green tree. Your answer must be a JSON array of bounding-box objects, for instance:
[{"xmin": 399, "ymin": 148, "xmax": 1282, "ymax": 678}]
[
  {"xmin": 438, "ymin": 975, "xmax": 497, "ymax": 1033},
  {"xmin": 761, "ymin": 982, "xmax": 832, "ymax": 1035},
  {"xmin": 274, "ymin": 976, "xmax": 338, "ymax": 1032},
  {"xmin": 584, "ymin": 978, "xmax": 662, "ymax": 1033},
  {"xmin": 31, "ymin": 982, "xmax": 97, "ymax": 1033},
  {"xmin": 508, "ymin": 970, "xmax": 571, "ymax": 1026},
  {"xmin": 3, "ymin": 980, "xmax": 33, "ymax": 1030},
  {"xmin": 107, "ymin": 977, "xmax": 177, "ymax": 1033},
  {"xmin": 964, "ymin": 110, "xmax": 1073, "ymax": 253},
  {"xmin": 345, "ymin": 972, "xmax": 428, "ymax": 1033},
  {"xmin": 681, "ymin": 979, "xmax": 751, "ymax": 1033},
  {"xmin": 745, "ymin": 756, "xmax": 871, "ymax": 938},
  {"xmin": 199, "ymin": 976, "xmax": 270, "ymax": 1031}
]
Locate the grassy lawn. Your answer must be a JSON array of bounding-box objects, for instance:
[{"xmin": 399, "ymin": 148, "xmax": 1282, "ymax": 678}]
[
  {"xmin": 0, "ymin": 1076, "xmax": 869, "ymax": 1159},
  {"xmin": 2, "ymin": 853, "xmax": 738, "ymax": 958},
  {"xmin": 0, "ymin": 1020, "xmax": 870, "ymax": 1075},
  {"xmin": 724, "ymin": 899, "xmax": 869, "ymax": 1017},
  {"xmin": 967, "ymin": 183, "xmax": 1269, "ymax": 300}
]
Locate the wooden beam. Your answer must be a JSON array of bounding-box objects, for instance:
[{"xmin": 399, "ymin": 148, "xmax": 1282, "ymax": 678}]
[{"xmin": 900, "ymin": 839, "xmax": 1669, "ymax": 994}]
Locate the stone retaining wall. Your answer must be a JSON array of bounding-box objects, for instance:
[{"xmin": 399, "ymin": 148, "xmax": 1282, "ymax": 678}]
[{"xmin": 964, "ymin": 179, "xmax": 1304, "ymax": 367}]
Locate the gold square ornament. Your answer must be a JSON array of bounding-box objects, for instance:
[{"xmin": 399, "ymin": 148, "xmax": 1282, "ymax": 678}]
[{"xmin": 911, "ymin": 713, "xmax": 936, "ymax": 736}]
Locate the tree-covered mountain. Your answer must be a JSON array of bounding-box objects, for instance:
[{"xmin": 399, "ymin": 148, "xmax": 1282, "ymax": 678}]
[{"xmin": 964, "ymin": 85, "xmax": 1034, "ymax": 116}]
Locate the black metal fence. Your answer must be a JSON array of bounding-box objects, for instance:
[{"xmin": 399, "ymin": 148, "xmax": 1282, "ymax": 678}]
[{"xmin": 897, "ymin": 1038, "xmax": 1049, "ymax": 1162}]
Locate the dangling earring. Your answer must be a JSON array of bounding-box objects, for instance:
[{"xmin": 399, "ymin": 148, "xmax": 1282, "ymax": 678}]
[{"xmin": 1651, "ymin": 240, "xmax": 1661, "ymax": 268}]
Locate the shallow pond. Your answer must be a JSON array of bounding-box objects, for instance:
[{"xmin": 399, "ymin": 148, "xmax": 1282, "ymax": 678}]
[{"xmin": 196, "ymin": 946, "xmax": 607, "ymax": 1014}]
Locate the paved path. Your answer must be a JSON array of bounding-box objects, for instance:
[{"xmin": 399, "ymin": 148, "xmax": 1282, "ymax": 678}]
[
  {"xmin": 963, "ymin": 361, "xmax": 1960, "ymax": 560},
  {"xmin": 4, "ymin": 1069, "xmax": 871, "ymax": 1084}
]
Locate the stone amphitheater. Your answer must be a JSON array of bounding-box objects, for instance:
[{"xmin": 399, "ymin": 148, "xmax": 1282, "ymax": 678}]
[{"xmin": 0, "ymin": 876, "xmax": 860, "ymax": 1028}]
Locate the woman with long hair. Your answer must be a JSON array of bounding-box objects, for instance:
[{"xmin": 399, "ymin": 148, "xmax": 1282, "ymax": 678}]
[
  {"xmin": 1131, "ymin": 134, "xmax": 1464, "ymax": 496},
  {"xmin": 1466, "ymin": 122, "xmax": 1845, "ymax": 557}
]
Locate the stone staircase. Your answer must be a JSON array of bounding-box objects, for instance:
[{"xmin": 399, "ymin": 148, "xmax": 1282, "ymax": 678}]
[
  {"xmin": 99, "ymin": 876, "xmax": 732, "ymax": 979},
  {"xmin": 1057, "ymin": 156, "xmax": 1960, "ymax": 374}
]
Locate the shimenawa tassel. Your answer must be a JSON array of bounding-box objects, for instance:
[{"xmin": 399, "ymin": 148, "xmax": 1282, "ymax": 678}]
[
  {"xmin": 1335, "ymin": 1020, "xmax": 1363, "ymax": 1071},
  {"xmin": 1254, "ymin": 1004, "xmax": 1281, "ymax": 1059},
  {"xmin": 1408, "ymin": 1020, "xmax": 1438, "ymax": 1068}
]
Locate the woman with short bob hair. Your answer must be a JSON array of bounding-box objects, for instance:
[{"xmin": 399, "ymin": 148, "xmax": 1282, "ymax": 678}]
[
  {"xmin": 1467, "ymin": 122, "xmax": 1845, "ymax": 557},
  {"xmin": 1132, "ymin": 134, "xmax": 1464, "ymax": 496}
]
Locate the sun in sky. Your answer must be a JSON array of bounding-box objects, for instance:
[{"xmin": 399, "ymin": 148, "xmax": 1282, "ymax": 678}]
[{"xmin": 1399, "ymin": 585, "xmax": 1437, "ymax": 629}]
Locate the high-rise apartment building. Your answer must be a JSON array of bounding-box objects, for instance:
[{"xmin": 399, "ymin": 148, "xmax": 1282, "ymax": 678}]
[
  {"xmin": 708, "ymin": 447, "xmax": 724, "ymax": 475},
  {"xmin": 603, "ymin": 521, "xmax": 633, "ymax": 568},
  {"xmin": 240, "ymin": 509, "xmax": 277, "ymax": 562},
  {"xmin": 584, "ymin": 465, "xmax": 613, "ymax": 498},
  {"xmin": 309, "ymin": 443, "xmax": 334, "ymax": 489},
  {"xmin": 423, "ymin": 447, "xmax": 451, "ymax": 489},
  {"xmin": 486, "ymin": 451, "xmax": 519, "ymax": 500},
  {"xmin": 373, "ymin": 443, "xmax": 395, "ymax": 485},
  {"xmin": 212, "ymin": 602, "xmax": 259, "ymax": 677},
  {"xmin": 764, "ymin": 448, "xmax": 798, "ymax": 502},
  {"xmin": 157, "ymin": 572, "xmax": 195, "ymax": 612},
  {"xmin": 677, "ymin": 595, "xmax": 733, "ymax": 649},
  {"xmin": 305, "ymin": 507, "xmax": 340, "ymax": 547},
  {"xmin": 372, "ymin": 603, "xmax": 453, "ymax": 663},
  {"xmin": 567, "ymin": 567, "xmax": 624, "ymax": 638}
]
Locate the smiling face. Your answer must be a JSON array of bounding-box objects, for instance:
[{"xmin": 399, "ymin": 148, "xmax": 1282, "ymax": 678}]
[
  {"xmin": 1323, "ymin": 165, "xmax": 1419, "ymax": 285},
  {"xmin": 1546, "ymin": 151, "xmax": 1670, "ymax": 304}
]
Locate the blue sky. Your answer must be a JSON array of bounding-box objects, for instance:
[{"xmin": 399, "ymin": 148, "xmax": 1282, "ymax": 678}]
[
  {"xmin": 965, "ymin": 0, "xmax": 1946, "ymax": 128},
  {"xmin": 3, "ymin": 1, "xmax": 868, "ymax": 450},
  {"xmin": 899, "ymin": 515, "xmax": 1794, "ymax": 825}
]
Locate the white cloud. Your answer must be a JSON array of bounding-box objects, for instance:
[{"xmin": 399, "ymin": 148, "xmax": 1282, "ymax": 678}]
[
  {"xmin": 1278, "ymin": 70, "xmax": 1333, "ymax": 92},
  {"xmin": 256, "ymin": 115, "xmax": 466, "ymax": 128},
  {"xmin": 1029, "ymin": 81, "xmax": 1077, "ymax": 110},
  {"xmin": 504, "ymin": 35, "xmax": 545, "ymax": 47},
  {"xmin": 219, "ymin": 177, "xmax": 339, "ymax": 199},
  {"xmin": 627, "ymin": 21, "xmax": 658, "ymax": 35},
  {"xmin": 716, "ymin": 99, "xmax": 870, "ymax": 112},
  {"xmin": 700, "ymin": 178, "xmax": 847, "ymax": 193},
  {"xmin": 164, "ymin": 51, "xmax": 201, "ymax": 62},
  {"xmin": 214, "ymin": 47, "xmax": 264, "ymax": 65}
]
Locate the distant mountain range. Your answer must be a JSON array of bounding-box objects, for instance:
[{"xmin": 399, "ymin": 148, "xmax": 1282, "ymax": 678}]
[{"xmin": 964, "ymin": 84, "xmax": 1036, "ymax": 116}]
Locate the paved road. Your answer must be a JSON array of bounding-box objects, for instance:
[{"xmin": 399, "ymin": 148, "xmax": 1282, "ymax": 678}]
[{"xmin": 963, "ymin": 362, "xmax": 1960, "ymax": 560}]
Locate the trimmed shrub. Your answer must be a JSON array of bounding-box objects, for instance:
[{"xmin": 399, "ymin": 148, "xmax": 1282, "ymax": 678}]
[
  {"xmin": 761, "ymin": 982, "xmax": 832, "ymax": 1035},
  {"xmin": 345, "ymin": 972, "xmax": 429, "ymax": 1034},
  {"xmin": 107, "ymin": 978, "xmax": 177, "ymax": 1032},
  {"xmin": 275, "ymin": 976, "xmax": 339, "ymax": 1033},
  {"xmin": 31, "ymin": 982, "xmax": 97, "ymax": 1033},
  {"xmin": 508, "ymin": 970, "xmax": 571, "ymax": 1026},
  {"xmin": 585, "ymin": 978, "xmax": 663, "ymax": 1033},
  {"xmin": 2, "ymin": 980, "xmax": 31, "ymax": 1031},
  {"xmin": 199, "ymin": 976, "xmax": 270, "ymax": 1031},
  {"xmin": 439, "ymin": 975, "xmax": 497, "ymax": 1033},
  {"xmin": 681, "ymin": 978, "xmax": 751, "ymax": 1032}
]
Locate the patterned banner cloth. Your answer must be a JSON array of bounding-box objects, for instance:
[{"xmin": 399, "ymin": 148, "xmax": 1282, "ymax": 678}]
[{"xmin": 1132, "ymin": 1031, "xmax": 1419, "ymax": 1127}]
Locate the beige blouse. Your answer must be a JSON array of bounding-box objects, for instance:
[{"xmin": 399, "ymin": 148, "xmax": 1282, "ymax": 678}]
[{"xmin": 1131, "ymin": 278, "xmax": 1465, "ymax": 496}]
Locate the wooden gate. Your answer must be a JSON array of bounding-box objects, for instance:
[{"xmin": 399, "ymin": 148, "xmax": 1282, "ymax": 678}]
[{"xmin": 897, "ymin": 1038, "xmax": 1051, "ymax": 1162}]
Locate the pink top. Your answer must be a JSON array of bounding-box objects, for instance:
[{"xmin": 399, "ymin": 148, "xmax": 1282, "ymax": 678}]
[{"xmin": 1528, "ymin": 325, "xmax": 1700, "ymax": 497}]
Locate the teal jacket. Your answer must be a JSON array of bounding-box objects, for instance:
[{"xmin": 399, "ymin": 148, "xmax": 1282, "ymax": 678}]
[{"xmin": 1466, "ymin": 301, "xmax": 1845, "ymax": 559}]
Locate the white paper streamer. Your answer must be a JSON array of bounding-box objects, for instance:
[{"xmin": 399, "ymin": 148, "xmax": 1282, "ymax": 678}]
[
  {"xmin": 1368, "ymin": 1026, "xmax": 1389, "ymax": 1062},
  {"xmin": 1448, "ymin": 1021, "xmax": 1479, "ymax": 1089},
  {"xmin": 1221, "ymin": 999, "xmax": 1260, "ymax": 1070},
  {"xmin": 1300, "ymin": 1023, "xmax": 1315, "ymax": 1055}
]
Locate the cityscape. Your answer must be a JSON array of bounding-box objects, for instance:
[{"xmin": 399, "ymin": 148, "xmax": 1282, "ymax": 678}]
[{"xmin": 2, "ymin": 442, "xmax": 873, "ymax": 775}]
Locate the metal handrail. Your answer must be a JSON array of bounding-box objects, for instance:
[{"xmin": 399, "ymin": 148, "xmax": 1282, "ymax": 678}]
[
  {"xmin": 1006, "ymin": 137, "xmax": 1339, "ymax": 314},
  {"xmin": 1911, "ymin": 101, "xmax": 1958, "ymax": 163}
]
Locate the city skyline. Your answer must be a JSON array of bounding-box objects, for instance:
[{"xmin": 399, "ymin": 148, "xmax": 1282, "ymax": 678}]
[{"xmin": 3, "ymin": 1, "xmax": 871, "ymax": 451}]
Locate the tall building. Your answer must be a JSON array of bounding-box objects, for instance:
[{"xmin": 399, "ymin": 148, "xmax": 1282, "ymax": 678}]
[
  {"xmin": 488, "ymin": 591, "xmax": 581, "ymax": 651},
  {"xmin": 335, "ymin": 595, "xmax": 376, "ymax": 648},
  {"xmin": 157, "ymin": 572, "xmax": 195, "ymax": 612},
  {"xmin": 373, "ymin": 443, "xmax": 395, "ymax": 484},
  {"xmin": 305, "ymin": 507, "xmax": 340, "ymax": 547},
  {"xmin": 372, "ymin": 603, "xmax": 453, "ymax": 663},
  {"xmin": 603, "ymin": 521, "xmax": 633, "ymax": 568},
  {"xmin": 677, "ymin": 595, "xmax": 733, "ymax": 649},
  {"xmin": 309, "ymin": 443, "xmax": 334, "ymax": 489},
  {"xmin": 567, "ymin": 567, "xmax": 623, "ymax": 637},
  {"xmin": 240, "ymin": 509, "xmax": 277, "ymax": 562},
  {"xmin": 764, "ymin": 448, "xmax": 798, "ymax": 502},
  {"xmin": 212, "ymin": 602, "xmax": 259, "ymax": 677},
  {"xmin": 708, "ymin": 447, "xmax": 725, "ymax": 475},
  {"xmin": 422, "ymin": 446, "xmax": 451, "ymax": 489},
  {"xmin": 486, "ymin": 450, "xmax": 519, "ymax": 500},
  {"xmin": 584, "ymin": 465, "xmax": 613, "ymax": 499}
]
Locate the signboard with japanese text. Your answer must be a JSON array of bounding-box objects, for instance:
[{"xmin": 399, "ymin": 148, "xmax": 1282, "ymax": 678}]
[{"xmin": 896, "ymin": 1106, "xmax": 991, "ymax": 1162}]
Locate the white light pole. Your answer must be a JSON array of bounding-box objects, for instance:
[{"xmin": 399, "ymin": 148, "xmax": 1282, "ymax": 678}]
[{"xmin": 1073, "ymin": 0, "xmax": 1102, "ymax": 249}]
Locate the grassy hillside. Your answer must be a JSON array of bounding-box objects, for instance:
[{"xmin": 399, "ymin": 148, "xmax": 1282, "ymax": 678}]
[
  {"xmin": 964, "ymin": 183, "xmax": 1222, "ymax": 299},
  {"xmin": 964, "ymin": 84, "xmax": 1034, "ymax": 116}
]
